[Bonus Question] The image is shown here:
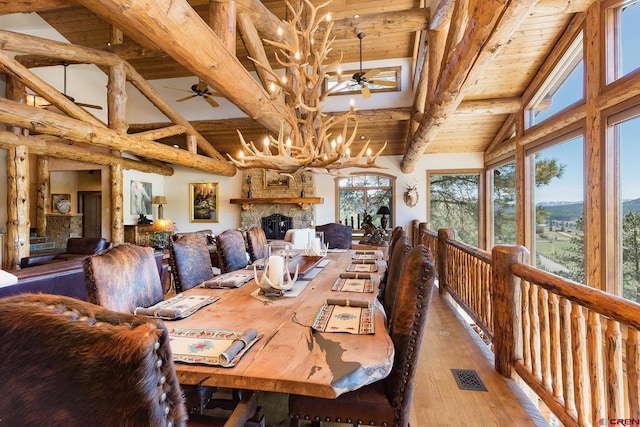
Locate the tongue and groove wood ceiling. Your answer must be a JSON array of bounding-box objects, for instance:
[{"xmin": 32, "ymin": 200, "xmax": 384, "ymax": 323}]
[{"xmin": 1, "ymin": 0, "xmax": 588, "ymax": 173}]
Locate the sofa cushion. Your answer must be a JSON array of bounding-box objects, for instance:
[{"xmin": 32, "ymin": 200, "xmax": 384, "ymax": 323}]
[{"xmin": 63, "ymin": 237, "xmax": 110, "ymax": 255}]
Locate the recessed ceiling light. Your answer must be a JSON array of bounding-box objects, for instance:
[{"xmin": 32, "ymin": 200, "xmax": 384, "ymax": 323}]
[
  {"xmin": 173, "ymin": 144, "xmax": 180, "ymax": 148},
  {"xmin": 353, "ymin": 14, "xmax": 360, "ymax": 18},
  {"xmin": 360, "ymin": 135, "xmax": 366, "ymax": 140}
]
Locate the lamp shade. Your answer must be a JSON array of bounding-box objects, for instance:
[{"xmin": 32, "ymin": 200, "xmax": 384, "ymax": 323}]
[
  {"xmin": 152, "ymin": 196, "xmax": 167, "ymax": 205},
  {"xmin": 376, "ymin": 206, "xmax": 391, "ymax": 215},
  {"xmin": 150, "ymin": 218, "xmax": 177, "ymax": 232}
]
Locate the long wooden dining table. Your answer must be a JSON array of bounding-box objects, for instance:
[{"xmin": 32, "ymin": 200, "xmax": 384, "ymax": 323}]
[{"xmin": 168, "ymin": 250, "xmax": 393, "ymax": 399}]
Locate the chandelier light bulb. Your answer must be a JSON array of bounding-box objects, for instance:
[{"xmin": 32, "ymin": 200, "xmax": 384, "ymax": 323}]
[
  {"xmin": 282, "ymin": 76, "xmax": 287, "ymax": 84},
  {"xmin": 325, "ymin": 13, "xmax": 331, "ymax": 21},
  {"xmin": 294, "ymin": 51, "xmax": 301, "ymax": 61},
  {"xmin": 277, "ymin": 27, "xmax": 283, "ymax": 37}
]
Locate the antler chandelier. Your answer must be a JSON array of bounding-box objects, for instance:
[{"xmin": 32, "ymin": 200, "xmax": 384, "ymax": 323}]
[{"xmin": 227, "ymin": 0, "xmax": 386, "ymax": 174}]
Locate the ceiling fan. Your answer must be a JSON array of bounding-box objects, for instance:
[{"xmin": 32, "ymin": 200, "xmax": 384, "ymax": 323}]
[
  {"xmin": 166, "ymin": 80, "xmax": 221, "ymax": 108},
  {"xmin": 337, "ymin": 32, "xmax": 397, "ymax": 99},
  {"xmin": 28, "ymin": 63, "xmax": 103, "ymax": 110}
]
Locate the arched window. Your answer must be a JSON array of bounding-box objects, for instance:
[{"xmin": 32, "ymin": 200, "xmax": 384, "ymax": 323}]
[{"xmin": 335, "ymin": 173, "xmax": 395, "ymax": 230}]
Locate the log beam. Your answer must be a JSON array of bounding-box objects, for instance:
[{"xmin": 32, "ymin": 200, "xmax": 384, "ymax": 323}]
[
  {"xmin": 319, "ymin": 8, "xmax": 431, "ymax": 39},
  {"xmin": 0, "ymin": 99, "xmax": 234, "ymax": 176},
  {"xmin": 0, "ymin": 0, "xmax": 75, "ymax": 14},
  {"xmin": 36, "ymin": 156, "xmax": 49, "ymax": 236},
  {"xmin": 75, "ymin": 0, "xmax": 284, "ymax": 135},
  {"xmin": 211, "ymin": 0, "xmax": 237, "ymax": 54},
  {"xmin": 402, "ymin": 0, "xmax": 538, "ymax": 173},
  {"xmin": 0, "ymin": 131, "xmax": 175, "ymax": 175}
]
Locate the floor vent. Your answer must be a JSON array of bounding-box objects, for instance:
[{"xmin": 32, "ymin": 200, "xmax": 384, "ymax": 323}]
[{"xmin": 451, "ymin": 369, "xmax": 488, "ymax": 392}]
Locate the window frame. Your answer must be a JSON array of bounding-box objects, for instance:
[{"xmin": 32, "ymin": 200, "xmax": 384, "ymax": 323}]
[{"xmin": 334, "ymin": 172, "xmax": 396, "ymax": 230}]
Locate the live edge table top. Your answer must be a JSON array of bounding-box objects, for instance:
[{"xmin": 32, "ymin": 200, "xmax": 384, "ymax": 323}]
[{"xmin": 170, "ymin": 250, "xmax": 393, "ymax": 399}]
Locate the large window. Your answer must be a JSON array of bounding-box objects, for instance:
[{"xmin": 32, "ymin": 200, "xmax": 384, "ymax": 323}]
[
  {"xmin": 606, "ymin": 0, "xmax": 640, "ymax": 83},
  {"xmin": 609, "ymin": 110, "xmax": 640, "ymax": 304},
  {"xmin": 428, "ymin": 172, "xmax": 480, "ymax": 247},
  {"xmin": 336, "ymin": 174, "xmax": 394, "ymax": 229},
  {"xmin": 530, "ymin": 134, "xmax": 584, "ymax": 283},
  {"xmin": 525, "ymin": 34, "xmax": 583, "ymax": 128},
  {"xmin": 490, "ymin": 161, "xmax": 517, "ymax": 245}
]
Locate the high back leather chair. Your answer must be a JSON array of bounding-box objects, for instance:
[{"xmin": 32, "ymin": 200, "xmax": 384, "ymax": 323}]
[
  {"xmin": 169, "ymin": 233, "xmax": 215, "ymax": 294},
  {"xmin": 386, "ymin": 226, "xmax": 405, "ymax": 262},
  {"xmin": 216, "ymin": 229, "xmax": 249, "ymax": 273},
  {"xmin": 315, "ymin": 223, "xmax": 352, "ymax": 249},
  {"xmin": 0, "ymin": 293, "xmax": 187, "ymax": 427},
  {"xmin": 289, "ymin": 245, "xmax": 436, "ymax": 427},
  {"xmin": 245, "ymin": 226, "xmax": 267, "ymax": 264},
  {"xmin": 83, "ymin": 243, "xmax": 164, "ymax": 313},
  {"xmin": 379, "ymin": 238, "xmax": 412, "ymax": 326}
]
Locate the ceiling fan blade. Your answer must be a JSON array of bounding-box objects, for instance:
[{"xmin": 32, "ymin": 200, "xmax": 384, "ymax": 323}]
[
  {"xmin": 361, "ymin": 68, "xmax": 381, "ymax": 80},
  {"xmin": 176, "ymin": 94, "xmax": 197, "ymax": 102},
  {"xmin": 164, "ymin": 86, "xmax": 192, "ymax": 94},
  {"xmin": 326, "ymin": 79, "xmax": 352, "ymax": 95},
  {"xmin": 368, "ymin": 79, "xmax": 397, "ymax": 87},
  {"xmin": 74, "ymin": 101, "xmax": 103, "ymax": 110},
  {"xmin": 361, "ymin": 84, "xmax": 371, "ymax": 99},
  {"xmin": 204, "ymin": 95, "xmax": 219, "ymax": 108}
]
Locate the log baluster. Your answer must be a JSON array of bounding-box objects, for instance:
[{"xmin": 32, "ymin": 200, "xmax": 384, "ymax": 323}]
[
  {"xmin": 437, "ymin": 228, "xmax": 455, "ymax": 295},
  {"xmin": 606, "ymin": 321, "xmax": 624, "ymax": 419},
  {"xmin": 570, "ymin": 304, "xmax": 590, "ymax": 425},
  {"xmin": 559, "ymin": 297, "xmax": 577, "ymax": 418},
  {"xmin": 587, "ymin": 311, "xmax": 604, "ymax": 425},
  {"xmin": 627, "ymin": 329, "xmax": 640, "ymax": 419}
]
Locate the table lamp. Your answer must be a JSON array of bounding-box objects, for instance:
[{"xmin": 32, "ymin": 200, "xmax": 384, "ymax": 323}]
[
  {"xmin": 150, "ymin": 218, "xmax": 177, "ymax": 251},
  {"xmin": 376, "ymin": 205, "xmax": 391, "ymax": 229},
  {"xmin": 153, "ymin": 196, "xmax": 167, "ymax": 219}
]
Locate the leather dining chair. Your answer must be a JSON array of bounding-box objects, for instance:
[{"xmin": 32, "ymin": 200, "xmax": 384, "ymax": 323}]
[
  {"xmin": 289, "ymin": 245, "xmax": 436, "ymax": 427},
  {"xmin": 169, "ymin": 233, "xmax": 215, "ymax": 294},
  {"xmin": 378, "ymin": 238, "xmax": 412, "ymax": 327},
  {"xmin": 245, "ymin": 226, "xmax": 267, "ymax": 264},
  {"xmin": 83, "ymin": 243, "xmax": 164, "ymax": 313},
  {"xmin": 0, "ymin": 293, "xmax": 187, "ymax": 427},
  {"xmin": 216, "ymin": 229, "xmax": 249, "ymax": 273},
  {"xmin": 315, "ymin": 223, "xmax": 352, "ymax": 249},
  {"xmin": 386, "ymin": 226, "xmax": 405, "ymax": 262}
]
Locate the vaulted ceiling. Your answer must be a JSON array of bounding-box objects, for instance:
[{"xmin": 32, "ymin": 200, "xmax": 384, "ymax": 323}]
[{"xmin": 0, "ymin": 0, "xmax": 592, "ymax": 175}]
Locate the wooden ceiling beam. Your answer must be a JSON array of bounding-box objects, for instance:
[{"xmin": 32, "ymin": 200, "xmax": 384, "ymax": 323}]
[
  {"xmin": 0, "ymin": 130, "xmax": 175, "ymax": 175},
  {"xmin": 0, "ymin": 98, "xmax": 236, "ymax": 176},
  {"xmin": 401, "ymin": 0, "xmax": 539, "ymax": 173},
  {"xmin": 74, "ymin": 0, "xmax": 284, "ymax": 136},
  {"xmin": 0, "ymin": 0, "xmax": 76, "ymax": 14},
  {"xmin": 320, "ymin": 8, "xmax": 431, "ymax": 40}
]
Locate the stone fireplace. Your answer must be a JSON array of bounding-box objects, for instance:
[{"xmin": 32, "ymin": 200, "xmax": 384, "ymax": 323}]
[{"xmin": 238, "ymin": 170, "xmax": 317, "ymax": 231}]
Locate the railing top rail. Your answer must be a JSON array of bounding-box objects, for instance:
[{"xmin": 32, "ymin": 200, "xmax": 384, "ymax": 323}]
[
  {"xmin": 513, "ymin": 262, "xmax": 640, "ymax": 330},
  {"xmin": 421, "ymin": 228, "xmax": 438, "ymax": 239},
  {"xmin": 446, "ymin": 238, "xmax": 493, "ymax": 265}
]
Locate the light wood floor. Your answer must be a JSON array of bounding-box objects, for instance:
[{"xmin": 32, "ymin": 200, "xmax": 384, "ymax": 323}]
[
  {"xmin": 258, "ymin": 289, "xmax": 551, "ymax": 427},
  {"xmin": 409, "ymin": 291, "xmax": 550, "ymax": 427}
]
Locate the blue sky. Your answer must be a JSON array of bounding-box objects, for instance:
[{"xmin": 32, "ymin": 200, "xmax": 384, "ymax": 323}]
[{"xmin": 535, "ymin": 2, "xmax": 640, "ymax": 203}]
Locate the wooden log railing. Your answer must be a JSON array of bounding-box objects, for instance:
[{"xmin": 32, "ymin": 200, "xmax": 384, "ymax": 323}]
[{"xmin": 421, "ymin": 225, "xmax": 640, "ymax": 426}]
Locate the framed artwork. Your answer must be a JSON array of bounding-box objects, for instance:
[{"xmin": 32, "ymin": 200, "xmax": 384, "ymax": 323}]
[
  {"xmin": 263, "ymin": 170, "xmax": 290, "ymax": 189},
  {"xmin": 51, "ymin": 194, "xmax": 71, "ymax": 213},
  {"xmin": 190, "ymin": 183, "xmax": 219, "ymax": 222},
  {"xmin": 130, "ymin": 181, "xmax": 152, "ymax": 215}
]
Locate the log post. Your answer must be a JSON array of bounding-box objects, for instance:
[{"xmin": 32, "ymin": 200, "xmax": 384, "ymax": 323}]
[
  {"xmin": 5, "ymin": 75, "xmax": 30, "ymax": 270},
  {"xmin": 108, "ymin": 62, "xmax": 127, "ymax": 244},
  {"xmin": 36, "ymin": 156, "xmax": 49, "ymax": 237},
  {"xmin": 210, "ymin": 0, "xmax": 236, "ymax": 55},
  {"xmin": 437, "ymin": 228, "xmax": 456, "ymax": 295},
  {"xmin": 492, "ymin": 244, "xmax": 529, "ymax": 377}
]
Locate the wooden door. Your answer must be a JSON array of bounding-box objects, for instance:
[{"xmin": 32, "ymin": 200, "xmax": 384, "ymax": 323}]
[{"xmin": 78, "ymin": 191, "xmax": 102, "ymax": 238}]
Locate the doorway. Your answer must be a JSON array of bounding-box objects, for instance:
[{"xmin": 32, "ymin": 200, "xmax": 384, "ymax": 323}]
[{"xmin": 78, "ymin": 191, "xmax": 102, "ymax": 238}]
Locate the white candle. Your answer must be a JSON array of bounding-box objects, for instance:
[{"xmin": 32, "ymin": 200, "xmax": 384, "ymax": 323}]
[
  {"xmin": 267, "ymin": 255, "xmax": 284, "ymax": 285},
  {"xmin": 311, "ymin": 237, "xmax": 321, "ymax": 255}
]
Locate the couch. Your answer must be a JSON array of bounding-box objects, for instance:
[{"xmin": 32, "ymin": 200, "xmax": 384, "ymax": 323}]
[
  {"xmin": 20, "ymin": 237, "xmax": 111, "ymax": 268},
  {"xmin": 1, "ymin": 251, "xmax": 168, "ymax": 301}
]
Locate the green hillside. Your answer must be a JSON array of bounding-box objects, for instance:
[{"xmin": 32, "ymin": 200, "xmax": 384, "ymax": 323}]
[{"xmin": 539, "ymin": 198, "xmax": 640, "ymax": 221}]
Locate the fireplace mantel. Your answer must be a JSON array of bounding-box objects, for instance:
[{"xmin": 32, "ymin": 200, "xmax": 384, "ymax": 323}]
[{"xmin": 230, "ymin": 197, "xmax": 323, "ymax": 211}]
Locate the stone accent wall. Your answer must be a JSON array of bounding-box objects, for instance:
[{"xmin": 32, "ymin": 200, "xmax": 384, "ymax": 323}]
[
  {"xmin": 46, "ymin": 213, "xmax": 83, "ymax": 250},
  {"xmin": 238, "ymin": 170, "xmax": 317, "ymax": 230}
]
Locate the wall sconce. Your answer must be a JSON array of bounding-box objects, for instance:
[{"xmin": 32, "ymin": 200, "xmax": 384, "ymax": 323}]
[{"xmin": 152, "ymin": 196, "xmax": 167, "ymax": 219}]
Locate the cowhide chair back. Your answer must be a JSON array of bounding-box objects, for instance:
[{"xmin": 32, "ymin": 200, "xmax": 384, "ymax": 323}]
[
  {"xmin": 83, "ymin": 243, "xmax": 163, "ymax": 313},
  {"xmin": 169, "ymin": 233, "xmax": 215, "ymax": 293},
  {"xmin": 0, "ymin": 293, "xmax": 187, "ymax": 427},
  {"xmin": 315, "ymin": 223, "xmax": 352, "ymax": 249},
  {"xmin": 216, "ymin": 229, "xmax": 249, "ymax": 273},
  {"xmin": 245, "ymin": 226, "xmax": 267, "ymax": 264},
  {"xmin": 289, "ymin": 245, "xmax": 436, "ymax": 427}
]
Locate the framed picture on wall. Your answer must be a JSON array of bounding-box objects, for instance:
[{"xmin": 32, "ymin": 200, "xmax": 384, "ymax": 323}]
[
  {"xmin": 190, "ymin": 183, "xmax": 219, "ymax": 222},
  {"xmin": 130, "ymin": 181, "xmax": 152, "ymax": 215},
  {"xmin": 51, "ymin": 194, "xmax": 71, "ymax": 213},
  {"xmin": 263, "ymin": 170, "xmax": 289, "ymax": 189}
]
